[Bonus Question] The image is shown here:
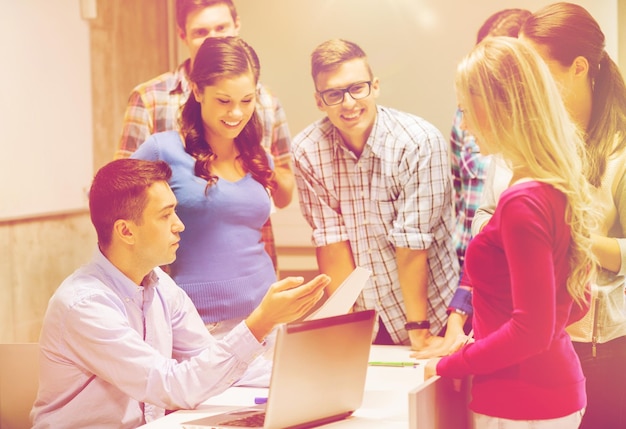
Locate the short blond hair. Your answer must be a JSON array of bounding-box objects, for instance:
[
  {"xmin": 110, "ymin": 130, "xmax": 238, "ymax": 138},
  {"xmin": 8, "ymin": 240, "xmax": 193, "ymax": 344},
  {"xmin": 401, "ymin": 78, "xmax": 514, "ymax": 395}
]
[{"xmin": 310, "ymin": 39, "xmax": 372, "ymax": 86}]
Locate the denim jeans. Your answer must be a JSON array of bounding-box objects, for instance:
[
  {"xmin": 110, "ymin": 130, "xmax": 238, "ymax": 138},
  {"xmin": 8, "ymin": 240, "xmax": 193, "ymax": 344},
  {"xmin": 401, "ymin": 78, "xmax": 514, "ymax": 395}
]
[
  {"xmin": 573, "ymin": 336, "xmax": 626, "ymax": 429},
  {"xmin": 473, "ymin": 409, "xmax": 584, "ymax": 429}
]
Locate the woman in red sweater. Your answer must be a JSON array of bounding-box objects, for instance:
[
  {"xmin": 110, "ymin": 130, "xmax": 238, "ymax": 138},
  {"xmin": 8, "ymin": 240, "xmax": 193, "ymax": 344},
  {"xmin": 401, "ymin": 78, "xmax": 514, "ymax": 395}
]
[{"xmin": 425, "ymin": 37, "xmax": 597, "ymax": 428}]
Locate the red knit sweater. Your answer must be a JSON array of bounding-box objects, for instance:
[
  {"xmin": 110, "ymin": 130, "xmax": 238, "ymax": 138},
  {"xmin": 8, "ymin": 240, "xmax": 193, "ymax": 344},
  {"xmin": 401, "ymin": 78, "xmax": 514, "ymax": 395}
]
[{"xmin": 438, "ymin": 181, "xmax": 588, "ymax": 419}]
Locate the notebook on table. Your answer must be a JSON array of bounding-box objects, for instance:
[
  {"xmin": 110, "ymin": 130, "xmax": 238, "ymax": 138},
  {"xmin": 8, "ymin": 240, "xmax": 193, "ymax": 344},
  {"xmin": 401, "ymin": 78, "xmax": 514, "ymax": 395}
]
[{"xmin": 181, "ymin": 309, "xmax": 377, "ymax": 429}]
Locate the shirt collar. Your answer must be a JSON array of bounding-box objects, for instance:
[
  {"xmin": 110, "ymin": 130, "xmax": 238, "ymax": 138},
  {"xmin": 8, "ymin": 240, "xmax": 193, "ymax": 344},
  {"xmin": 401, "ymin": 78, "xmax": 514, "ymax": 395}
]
[
  {"xmin": 364, "ymin": 105, "xmax": 387, "ymax": 158},
  {"xmin": 169, "ymin": 59, "xmax": 192, "ymax": 96},
  {"xmin": 92, "ymin": 248, "xmax": 159, "ymax": 299},
  {"xmin": 331, "ymin": 105, "xmax": 384, "ymax": 160}
]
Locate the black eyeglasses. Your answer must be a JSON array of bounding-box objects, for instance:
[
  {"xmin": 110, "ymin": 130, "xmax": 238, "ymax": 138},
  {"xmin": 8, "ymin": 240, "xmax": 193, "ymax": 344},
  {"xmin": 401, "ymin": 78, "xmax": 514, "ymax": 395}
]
[{"xmin": 317, "ymin": 81, "xmax": 372, "ymax": 106}]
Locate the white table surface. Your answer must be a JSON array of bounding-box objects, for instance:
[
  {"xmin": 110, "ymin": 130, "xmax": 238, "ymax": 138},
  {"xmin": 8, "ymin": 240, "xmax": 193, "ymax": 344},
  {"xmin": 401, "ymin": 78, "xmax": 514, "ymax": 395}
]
[{"xmin": 138, "ymin": 345, "xmax": 427, "ymax": 428}]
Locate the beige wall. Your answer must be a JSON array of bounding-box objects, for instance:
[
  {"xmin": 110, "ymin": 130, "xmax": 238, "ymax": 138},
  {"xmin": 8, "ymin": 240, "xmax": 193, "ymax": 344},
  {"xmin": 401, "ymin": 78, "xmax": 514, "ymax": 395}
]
[{"xmin": 235, "ymin": 0, "xmax": 618, "ymax": 144}]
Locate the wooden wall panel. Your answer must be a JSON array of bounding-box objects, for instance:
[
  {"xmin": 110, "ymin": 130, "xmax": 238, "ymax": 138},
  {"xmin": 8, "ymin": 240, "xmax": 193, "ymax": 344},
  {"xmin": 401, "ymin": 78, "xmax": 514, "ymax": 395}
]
[
  {"xmin": 90, "ymin": 0, "xmax": 171, "ymax": 171},
  {"xmin": 0, "ymin": 213, "xmax": 94, "ymax": 342},
  {"xmin": 0, "ymin": 226, "xmax": 13, "ymax": 343},
  {"xmin": 617, "ymin": 0, "xmax": 626, "ymax": 76}
]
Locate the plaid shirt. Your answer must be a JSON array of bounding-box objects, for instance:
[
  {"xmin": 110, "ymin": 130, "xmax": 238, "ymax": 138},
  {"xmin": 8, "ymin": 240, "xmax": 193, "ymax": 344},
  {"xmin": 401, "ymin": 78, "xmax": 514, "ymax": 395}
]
[
  {"xmin": 450, "ymin": 108, "xmax": 490, "ymax": 266},
  {"xmin": 117, "ymin": 60, "xmax": 293, "ymax": 268},
  {"xmin": 293, "ymin": 106, "xmax": 458, "ymax": 344}
]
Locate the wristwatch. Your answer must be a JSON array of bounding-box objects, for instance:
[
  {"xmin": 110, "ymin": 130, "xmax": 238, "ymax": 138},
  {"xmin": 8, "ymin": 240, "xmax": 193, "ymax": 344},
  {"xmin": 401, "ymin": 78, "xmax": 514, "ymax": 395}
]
[{"xmin": 404, "ymin": 320, "xmax": 430, "ymax": 330}]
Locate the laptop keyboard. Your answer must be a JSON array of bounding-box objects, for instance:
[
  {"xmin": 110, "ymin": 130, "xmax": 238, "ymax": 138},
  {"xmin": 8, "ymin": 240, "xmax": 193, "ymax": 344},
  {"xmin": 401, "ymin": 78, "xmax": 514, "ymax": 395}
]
[{"xmin": 219, "ymin": 412, "xmax": 266, "ymax": 427}]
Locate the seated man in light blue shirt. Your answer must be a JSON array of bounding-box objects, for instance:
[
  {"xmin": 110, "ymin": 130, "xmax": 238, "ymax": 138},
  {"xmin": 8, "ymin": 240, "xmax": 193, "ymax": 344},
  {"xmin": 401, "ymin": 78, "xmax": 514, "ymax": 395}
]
[{"xmin": 30, "ymin": 159, "xmax": 329, "ymax": 429}]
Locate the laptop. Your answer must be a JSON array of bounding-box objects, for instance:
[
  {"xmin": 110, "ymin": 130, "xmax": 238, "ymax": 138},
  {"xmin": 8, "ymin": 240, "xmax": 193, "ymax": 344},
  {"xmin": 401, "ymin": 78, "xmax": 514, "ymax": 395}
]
[{"xmin": 182, "ymin": 309, "xmax": 376, "ymax": 429}]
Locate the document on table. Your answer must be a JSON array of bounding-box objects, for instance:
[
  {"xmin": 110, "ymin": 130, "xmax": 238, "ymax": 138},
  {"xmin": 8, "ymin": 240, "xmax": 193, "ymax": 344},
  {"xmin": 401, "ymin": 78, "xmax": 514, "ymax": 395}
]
[{"xmin": 305, "ymin": 266, "xmax": 371, "ymax": 321}]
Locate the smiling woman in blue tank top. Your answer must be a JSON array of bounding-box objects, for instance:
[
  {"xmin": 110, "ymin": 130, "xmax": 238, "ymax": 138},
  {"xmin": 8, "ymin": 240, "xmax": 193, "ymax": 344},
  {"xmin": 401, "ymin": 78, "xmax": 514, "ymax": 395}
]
[{"xmin": 132, "ymin": 36, "xmax": 277, "ymax": 339}]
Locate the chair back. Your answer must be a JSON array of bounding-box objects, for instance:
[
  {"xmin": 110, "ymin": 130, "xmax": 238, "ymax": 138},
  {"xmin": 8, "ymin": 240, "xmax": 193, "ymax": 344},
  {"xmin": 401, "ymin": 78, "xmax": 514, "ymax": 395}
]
[{"xmin": 0, "ymin": 343, "xmax": 39, "ymax": 429}]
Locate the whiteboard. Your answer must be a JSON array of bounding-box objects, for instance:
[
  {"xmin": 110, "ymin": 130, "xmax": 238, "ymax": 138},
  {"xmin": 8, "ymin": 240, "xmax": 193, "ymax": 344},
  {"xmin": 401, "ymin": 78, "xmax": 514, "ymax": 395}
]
[{"xmin": 0, "ymin": 1, "xmax": 93, "ymax": 221}]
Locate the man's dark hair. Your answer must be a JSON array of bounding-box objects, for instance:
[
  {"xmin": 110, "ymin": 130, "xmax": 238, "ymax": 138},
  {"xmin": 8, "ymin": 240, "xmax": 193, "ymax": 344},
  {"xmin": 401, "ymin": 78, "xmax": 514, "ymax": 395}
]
[{"xmin": 89, "ymin": 159, "xmax": 172, "ymax": 247}]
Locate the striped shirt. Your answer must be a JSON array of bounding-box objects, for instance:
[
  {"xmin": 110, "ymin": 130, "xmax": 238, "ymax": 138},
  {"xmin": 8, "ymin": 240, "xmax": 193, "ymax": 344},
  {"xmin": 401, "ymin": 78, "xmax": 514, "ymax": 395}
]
[
  {"xmin": 116, "ymin": 59, "xmax": 292, "ymax": 268},
  {"xmin": 292, "ymin": 105, "xmax": 458, "ymax": 343}
]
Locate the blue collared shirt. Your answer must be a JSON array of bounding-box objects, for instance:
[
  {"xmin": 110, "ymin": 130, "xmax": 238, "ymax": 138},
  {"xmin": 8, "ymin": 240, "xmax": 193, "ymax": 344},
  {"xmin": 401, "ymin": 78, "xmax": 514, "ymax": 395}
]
[{"xmin": 31, "ymin": 249, "xmax": 266, "ymax": 428}]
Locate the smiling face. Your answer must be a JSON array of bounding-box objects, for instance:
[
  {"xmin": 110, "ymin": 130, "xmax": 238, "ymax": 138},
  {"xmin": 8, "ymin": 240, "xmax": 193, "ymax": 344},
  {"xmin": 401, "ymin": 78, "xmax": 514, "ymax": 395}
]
[
  {"xmin": 314, "ymin": 58, "xmax": 379, "ymax": 149},
  {"xmin": 179, "ymin": 3, "xmax": 240, "ymax": 68},
  {"xmin": 192, "ymin": 72, "xmax": 257, "ymax": 144}
]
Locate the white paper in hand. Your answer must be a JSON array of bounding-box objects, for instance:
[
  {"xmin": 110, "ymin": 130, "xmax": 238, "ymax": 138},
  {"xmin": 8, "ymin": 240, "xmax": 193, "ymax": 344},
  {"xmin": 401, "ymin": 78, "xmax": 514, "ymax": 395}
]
[{"xmin": 305, "ymin": 267, "xmax": 371, "ymax": 320}]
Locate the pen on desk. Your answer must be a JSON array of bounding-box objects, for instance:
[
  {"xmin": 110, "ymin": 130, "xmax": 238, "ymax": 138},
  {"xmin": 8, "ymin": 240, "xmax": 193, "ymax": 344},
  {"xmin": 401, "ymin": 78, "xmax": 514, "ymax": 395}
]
[
  {"xmin": 254, "ymin": 397, "xmax": 268, "ymax": 404},
  {"xmin": 368, "ymin": 361, "xmax": 419, "ymax": 367}
]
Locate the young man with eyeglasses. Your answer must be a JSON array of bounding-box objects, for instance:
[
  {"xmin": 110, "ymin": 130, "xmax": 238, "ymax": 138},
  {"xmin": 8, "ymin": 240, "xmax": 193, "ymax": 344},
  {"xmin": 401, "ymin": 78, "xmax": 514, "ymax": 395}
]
[{"xmin": 292, "ymin": 39, "xmax": 458, "ymax": 351}]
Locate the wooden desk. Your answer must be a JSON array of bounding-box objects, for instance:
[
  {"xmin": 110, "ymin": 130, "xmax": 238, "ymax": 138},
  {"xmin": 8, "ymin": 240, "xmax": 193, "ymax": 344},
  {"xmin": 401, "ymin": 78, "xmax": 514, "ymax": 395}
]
[{"xmin": 138, "ymin": 345, "xmax": 426, "ymax": 428}]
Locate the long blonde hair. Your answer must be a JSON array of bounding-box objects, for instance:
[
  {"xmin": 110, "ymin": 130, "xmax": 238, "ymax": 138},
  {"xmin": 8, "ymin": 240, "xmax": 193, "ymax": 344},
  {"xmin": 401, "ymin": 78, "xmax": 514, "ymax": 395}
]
[{"xmin": 456, "ymin": 36, "xmax": 596, "ymax": 305}]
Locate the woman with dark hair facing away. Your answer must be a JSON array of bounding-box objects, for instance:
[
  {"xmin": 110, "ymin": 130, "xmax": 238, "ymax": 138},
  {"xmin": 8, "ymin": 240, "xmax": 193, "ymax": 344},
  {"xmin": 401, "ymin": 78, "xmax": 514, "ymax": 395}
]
[
  {"xmin": 519, "ymin": 3, "xmax": 626, "ymax": 428},
  {"xmin": 132, "ymin": 37, "xmax": 278, "ymax": 353}
]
